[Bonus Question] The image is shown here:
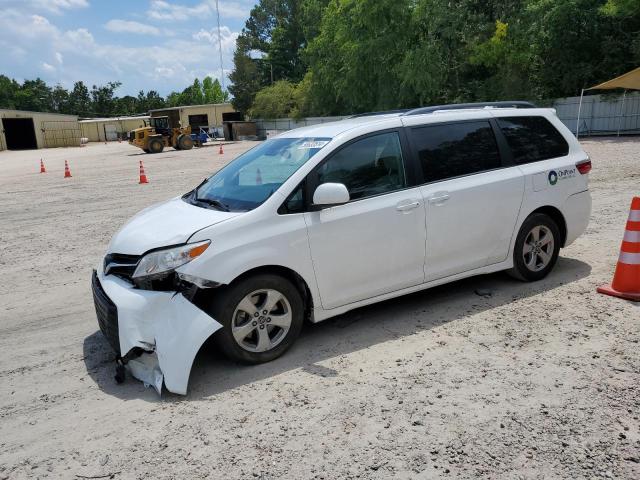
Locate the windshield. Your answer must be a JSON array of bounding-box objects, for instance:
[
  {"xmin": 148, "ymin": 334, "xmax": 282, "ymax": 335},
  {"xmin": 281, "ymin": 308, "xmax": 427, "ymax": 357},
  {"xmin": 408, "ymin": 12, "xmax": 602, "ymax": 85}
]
[
  {"xmin": 187, "ymin": 137, "xmax": 331, "ymax": 212},
  {"xmin": 150, "ymin": 117, "xmax": 169, "ymax": 129}
]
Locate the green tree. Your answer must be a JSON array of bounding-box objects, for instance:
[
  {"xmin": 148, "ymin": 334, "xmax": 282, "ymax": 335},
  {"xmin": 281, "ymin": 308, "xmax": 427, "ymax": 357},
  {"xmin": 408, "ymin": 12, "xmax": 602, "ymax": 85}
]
[
  {"xmin": 203, "ymin": 76, "xmax": 229, "ymax": 103},
  {"xmin": 230, "ymin": 0, "xmax": 314, "ymax": 114},
  {"xmin": 229, "ymin": 36, "xmax": 264, "ymax": 113},
  {"xmin": 166, "ymin": 91, "xmax": 183, "ymax": 107},
  {"xmin": 290, "ymin": 71, "xmax": 315, "ymax": 118},
  {"xmin": 51, "ymin": 84, "xmax": 70, "ymax": 113},
  {"xmin": 523, "ymin": 0, "xmax": 639, "ymax": 97},
  {"xmin": 117, "ymin": 95, "xmax": 139, "ymax": 115},
  {"xmin": 134, "ymin": 90, "xmax": 166, "ymax": 113},
  {"xmin": 0, "ymin": 75, "xmax": 21, "ymax": 109},
  {"xmin": 267, "ymin": 1, "xmax": 307, "ymax": 83},
  {"xmin": 67, "ymin": 81, "xmax": 91, "ymax": 116},
  {"xmin": 305, "ymin": 0, "xmax": 413, "ymax": 114},
  {"xmin": 90, "ymin": 81, "xmax": 121, "ymax": 116},
  {"xmin": 144, "ymin": 90, "xmax": 166, "ymax": 110},
  {"xmin": 600, "ymin": 0, "xmax": 639, "ymax": 17},
  {"xmin": 15, "ymin": 78, "xmax": 52, "ymax": 112},
  {"xmin": 299, "ymin": 0, "xmax": 330, "ymax": 41},
  {"xmin": 249, "ymin": 80, "xmax": 297, "ymax": 118}
]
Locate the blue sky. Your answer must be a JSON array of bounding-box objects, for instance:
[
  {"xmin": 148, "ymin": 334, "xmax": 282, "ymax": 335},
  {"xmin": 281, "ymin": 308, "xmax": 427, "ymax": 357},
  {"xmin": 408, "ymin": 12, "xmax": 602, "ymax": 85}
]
[{"xmin": 0, "ymin": 0, "xmax": 256, "ymax": 96}]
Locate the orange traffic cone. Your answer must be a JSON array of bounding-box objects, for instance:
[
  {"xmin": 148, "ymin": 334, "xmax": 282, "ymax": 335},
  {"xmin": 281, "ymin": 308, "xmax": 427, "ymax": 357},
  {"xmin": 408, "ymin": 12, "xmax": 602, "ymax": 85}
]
[
  {"xmin": 64, "ymin": 160, "xmax": 72, "ymax": 178},
  {"xmin": 139, "ymin": 160, "xmax": 148, "ymax": 184},
  {"xmin": 597, "ymin": 197, "xmax": 640, "ymax": 301},
  {"xmin": 219, "ymin": 143, "xmax": 224, "ymax": 155},
  {"xmin": 256, "ymin": 168, "xmax": 262, "ymax": 185},
  {"xmin": 40, "ymin": 159, "xmax": 46, "ymax": 173}
]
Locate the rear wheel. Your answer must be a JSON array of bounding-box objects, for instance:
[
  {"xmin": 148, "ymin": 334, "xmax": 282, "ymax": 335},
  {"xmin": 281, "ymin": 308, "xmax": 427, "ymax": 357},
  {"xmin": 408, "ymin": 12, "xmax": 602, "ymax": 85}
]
[
  {"xmin": 508, "ymin": 213, "xmax": 561, "ymax": 281},
  {"xmin": 209, "ymin": 274, "xmax": 304, "ymax": 364},
  {"xmin": 148, "ymin": 138, "xmax": 164, "ymax": 154},
  {"xmin": 178, "ymin": 134, "xmax": 194, "ymax": 150}
]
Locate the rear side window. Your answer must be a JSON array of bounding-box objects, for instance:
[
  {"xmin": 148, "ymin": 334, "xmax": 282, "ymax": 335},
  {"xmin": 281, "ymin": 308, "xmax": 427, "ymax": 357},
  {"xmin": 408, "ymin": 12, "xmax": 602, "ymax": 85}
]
[
  {"xmin": 497, "ymin": 116, "xmax": 569, "ymax": 164},
  {"xmin": 410, "ymin": 121, "xmax": 501, "ymax": 183}
]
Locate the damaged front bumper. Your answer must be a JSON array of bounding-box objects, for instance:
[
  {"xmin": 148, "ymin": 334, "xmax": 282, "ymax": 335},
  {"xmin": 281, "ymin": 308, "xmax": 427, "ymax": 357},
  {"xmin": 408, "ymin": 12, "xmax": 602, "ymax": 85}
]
[{"xmin": 91, "ymin": 268, "xmax": 222, "ymax": 395}]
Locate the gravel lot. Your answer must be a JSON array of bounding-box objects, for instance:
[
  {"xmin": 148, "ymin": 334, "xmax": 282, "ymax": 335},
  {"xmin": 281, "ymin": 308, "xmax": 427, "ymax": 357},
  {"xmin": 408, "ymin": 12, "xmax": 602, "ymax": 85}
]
[{"xmin": 0, "ymin": 138, "xmax": 639, "ymax": 480}]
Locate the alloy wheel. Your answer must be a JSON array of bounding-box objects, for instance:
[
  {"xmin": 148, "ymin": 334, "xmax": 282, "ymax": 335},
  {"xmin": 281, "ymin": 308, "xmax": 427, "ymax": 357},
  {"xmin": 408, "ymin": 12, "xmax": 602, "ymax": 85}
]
[
  {"xmin": 522, "ymin": 225, "xmax": 554, "ymax": 272},
  {"xmin": 231, "ymin": 289, "xmax": 292, "ymax": 352}
]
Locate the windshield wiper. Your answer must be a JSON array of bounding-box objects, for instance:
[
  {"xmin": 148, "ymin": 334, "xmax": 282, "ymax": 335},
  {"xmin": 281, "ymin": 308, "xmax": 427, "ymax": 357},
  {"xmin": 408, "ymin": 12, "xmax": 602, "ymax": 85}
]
[
  {"xmin": 195, "ymin": 197, "xmax": 230, "ymax": 212},
  {"xmin": 183, "ymin": 178, "xmax": 209, "ymax": 201},
  {"xmin": 189, "ymin": 178, "xmax": 230, "ymax": 211}
]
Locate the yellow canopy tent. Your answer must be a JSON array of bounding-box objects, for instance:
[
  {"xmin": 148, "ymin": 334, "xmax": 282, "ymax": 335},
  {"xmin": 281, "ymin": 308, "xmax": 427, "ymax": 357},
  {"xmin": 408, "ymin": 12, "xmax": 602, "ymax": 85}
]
[{"xmin": 576, "ymin": 66, "xmax": 640, "ymax": 138}]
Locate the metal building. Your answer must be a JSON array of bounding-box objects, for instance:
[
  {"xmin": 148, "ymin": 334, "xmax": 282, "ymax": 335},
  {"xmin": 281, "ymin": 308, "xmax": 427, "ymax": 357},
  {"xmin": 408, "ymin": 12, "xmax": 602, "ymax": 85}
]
[
  {"xmin": 0, "ymin": 109, "xmax": 81, "ymax": 151},
  {"xmin": 149, "ymin": 103, "xmax": 235, "ymax": 133},
  {"xmin": 79, "ymin": 116, "xmax": 150, "ymax": 142}
]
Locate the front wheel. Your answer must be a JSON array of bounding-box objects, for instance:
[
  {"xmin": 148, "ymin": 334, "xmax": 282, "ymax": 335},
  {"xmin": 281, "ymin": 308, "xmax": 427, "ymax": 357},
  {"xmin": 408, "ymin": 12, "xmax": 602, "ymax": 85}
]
[
  {"xmin": 178, "ymin": 134, "xmax": 194, "ymax": 150},
  {"xmin": 209, "ymin": 274, "xmax": 304, "ymax": 364},
  {"xmin": 148, "ymin": 138, "xmax": 164, "ymax": 154},
  {"xmin": 508, "ymin": 213, "xmax": 561, "ymax": 282}
]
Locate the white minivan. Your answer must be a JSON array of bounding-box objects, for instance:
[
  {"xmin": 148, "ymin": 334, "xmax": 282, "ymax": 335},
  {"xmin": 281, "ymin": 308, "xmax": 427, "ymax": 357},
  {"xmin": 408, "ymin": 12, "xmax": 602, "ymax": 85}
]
[{"xmin": 92, "ymin": 102, "xmax": 592, "ymax": 394}]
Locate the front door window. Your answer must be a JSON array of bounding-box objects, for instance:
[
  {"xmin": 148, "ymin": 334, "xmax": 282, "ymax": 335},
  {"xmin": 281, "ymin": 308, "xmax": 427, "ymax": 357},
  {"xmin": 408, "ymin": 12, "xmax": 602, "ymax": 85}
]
[{"xmin": 316, "ymin": 132, "xmax": 406, "ymax": 200}]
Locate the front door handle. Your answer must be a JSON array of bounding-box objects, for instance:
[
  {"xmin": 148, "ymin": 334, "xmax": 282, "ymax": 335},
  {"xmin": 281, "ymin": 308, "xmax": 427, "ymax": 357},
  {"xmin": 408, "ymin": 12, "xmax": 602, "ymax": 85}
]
[
  {"xmin": 396, "ymin": 201, "xmax": 421, "ymax": 212},
  {"xmin": 428, "ymin": 192, "xmax": 450, "ymax": 205}
]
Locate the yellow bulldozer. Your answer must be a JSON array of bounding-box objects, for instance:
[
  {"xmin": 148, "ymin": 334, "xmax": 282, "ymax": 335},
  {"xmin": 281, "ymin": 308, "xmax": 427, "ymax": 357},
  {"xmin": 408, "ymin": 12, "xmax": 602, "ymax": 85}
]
[{"xmin": 128, "ymin": 116, "xmax": 194, "ymax": 154}]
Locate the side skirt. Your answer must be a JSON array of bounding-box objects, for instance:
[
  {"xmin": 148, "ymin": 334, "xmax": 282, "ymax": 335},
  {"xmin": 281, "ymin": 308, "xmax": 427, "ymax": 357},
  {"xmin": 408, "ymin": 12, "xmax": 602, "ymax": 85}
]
[{"xmin": 310, "ymin": 259, "xmax": 513, "ymax": 323}]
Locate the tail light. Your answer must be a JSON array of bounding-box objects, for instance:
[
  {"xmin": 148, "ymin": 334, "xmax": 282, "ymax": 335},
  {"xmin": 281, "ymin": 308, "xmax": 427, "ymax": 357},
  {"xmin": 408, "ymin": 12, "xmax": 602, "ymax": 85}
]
[{"xmin": 576, "ymin": 158, "xmax": 591, "ymax": 175}]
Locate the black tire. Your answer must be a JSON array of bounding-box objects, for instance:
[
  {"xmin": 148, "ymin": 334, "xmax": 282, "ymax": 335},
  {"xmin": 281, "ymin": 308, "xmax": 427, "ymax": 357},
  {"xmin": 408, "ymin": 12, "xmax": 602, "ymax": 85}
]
[
  {"xmin": 209, "ymin": 274, "xmax": 304, "ymax": 364},
  {"xmin": 148, "ymin": 138, "xmax": 164, "ymax": 154},
  {"xmin": 178, "ymin": 134, "xmax": 194, "ymax": 150},
  {"xmin": 508, "ymin": 213, "xmax": 561, "ymax": 282},
  {"xmin": 143, "ymin": 148, "xmax": 150, "ymax": 153}
]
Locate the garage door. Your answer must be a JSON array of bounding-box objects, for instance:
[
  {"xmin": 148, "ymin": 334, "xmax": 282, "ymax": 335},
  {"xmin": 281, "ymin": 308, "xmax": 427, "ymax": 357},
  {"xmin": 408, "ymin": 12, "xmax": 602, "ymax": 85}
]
[
  {"xmin": 105, "ymin": 125, "xmax": 118, "ymax": 141},
  {"xmin": 2, "ymin": 118, "xmax": 37, "ymax": 150}
]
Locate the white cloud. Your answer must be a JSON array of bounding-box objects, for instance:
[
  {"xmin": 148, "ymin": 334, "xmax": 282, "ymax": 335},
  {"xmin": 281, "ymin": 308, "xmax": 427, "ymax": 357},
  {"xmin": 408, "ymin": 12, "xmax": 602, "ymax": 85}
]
[
  {"xmin": 43, "ymin": 0, "xmax": 89, "ymax": 11},
  {"xmin": 192, "ymin": 25, "xmax": 238, "ymax": 52},
  {"xmin": 3, "ymin": 0, "xmax": 89, "ymax": 14},
  {"xmin": 216, "ymin": 1, "xmax": 254, "ymax": 20},
  {"xmin": 147, "ymin": 0, "xmax": 253, "ymax": 22},
  {"xmin": 64, "ymin": 28, "xmax": 94, "ymax": 45},
  {"xmin": 155, "ymin": 66, "xmax": 175, "ymax": 77},
  {"xmin": 105, "ymin": 19, "xmax": 161, "ymax": 36},
  {"xmin": 0, "ymin": 6, "xmax": 240, "ymax": 96},
  {"xmin": 147, "ymin": 0, "xmax": 210, "ymax": 21}
]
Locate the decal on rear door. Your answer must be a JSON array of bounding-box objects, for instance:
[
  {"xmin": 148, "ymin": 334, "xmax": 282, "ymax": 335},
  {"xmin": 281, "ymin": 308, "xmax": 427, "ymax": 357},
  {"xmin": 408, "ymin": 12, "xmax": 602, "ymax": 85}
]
[{"xmin": 548, "ymin": 168, "xmax": 575, "ymax": 185}]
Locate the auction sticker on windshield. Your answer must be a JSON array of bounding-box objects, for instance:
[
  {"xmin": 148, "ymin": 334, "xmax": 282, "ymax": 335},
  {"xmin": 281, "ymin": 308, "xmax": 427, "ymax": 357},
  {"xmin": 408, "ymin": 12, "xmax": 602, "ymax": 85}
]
[{"xmin": 298, "ymin": 140, "xmax": 330, "ymax": 149}]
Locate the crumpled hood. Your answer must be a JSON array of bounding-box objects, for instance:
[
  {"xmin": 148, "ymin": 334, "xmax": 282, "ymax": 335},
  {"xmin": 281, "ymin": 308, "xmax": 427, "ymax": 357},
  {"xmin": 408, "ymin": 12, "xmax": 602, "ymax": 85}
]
[{"xmin": 108, "ymin": 197, "xmax": 239, "ymax": 255}]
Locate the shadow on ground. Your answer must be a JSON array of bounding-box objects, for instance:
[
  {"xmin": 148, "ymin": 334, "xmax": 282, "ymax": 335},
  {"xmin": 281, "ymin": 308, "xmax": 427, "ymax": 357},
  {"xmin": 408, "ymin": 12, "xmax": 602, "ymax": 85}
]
[{"xmin": 83, "ymin": 257, "xmax": 591, "ymax": 401}]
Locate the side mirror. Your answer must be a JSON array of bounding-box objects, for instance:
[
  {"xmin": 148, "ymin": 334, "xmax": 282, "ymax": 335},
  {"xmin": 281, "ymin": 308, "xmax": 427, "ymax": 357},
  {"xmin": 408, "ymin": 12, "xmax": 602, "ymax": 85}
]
[{"xmin": 312, "ymin": 183, "xmax": 350, "ymax": 209}]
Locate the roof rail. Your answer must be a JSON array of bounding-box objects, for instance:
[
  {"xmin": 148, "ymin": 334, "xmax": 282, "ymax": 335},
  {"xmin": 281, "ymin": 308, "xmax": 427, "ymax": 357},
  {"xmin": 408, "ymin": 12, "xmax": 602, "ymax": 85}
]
[
  {"xmin": 402, "ymin": 101, "xmax": 536, "ymax": 116},
  {"xmin": 348, "ymin": 109, "xmax": 412, "ymax": 119}
]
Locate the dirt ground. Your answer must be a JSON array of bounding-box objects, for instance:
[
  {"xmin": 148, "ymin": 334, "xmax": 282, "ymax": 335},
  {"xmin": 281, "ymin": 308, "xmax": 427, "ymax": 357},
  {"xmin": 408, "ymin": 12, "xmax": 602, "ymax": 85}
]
[{"xmin": 0, "ymin": 137, "xmax": 638, "ymax": 480}]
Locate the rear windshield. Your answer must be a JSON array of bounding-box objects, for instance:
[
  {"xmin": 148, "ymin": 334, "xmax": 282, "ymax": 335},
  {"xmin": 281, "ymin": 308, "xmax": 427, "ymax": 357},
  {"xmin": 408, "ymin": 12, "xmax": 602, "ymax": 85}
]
[
  {"xmin": 497, "ymin": 116, "xmax": 569, "ymax": 164},
  {"xmin": 187, "ymin": 137, "xmax": 331, "ymax": 212}
]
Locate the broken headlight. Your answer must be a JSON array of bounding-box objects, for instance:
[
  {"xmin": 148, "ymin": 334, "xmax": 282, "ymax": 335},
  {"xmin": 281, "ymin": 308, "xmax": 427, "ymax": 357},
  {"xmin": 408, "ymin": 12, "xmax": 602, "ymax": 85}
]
[{"xmin": 132, "ymin": 241, "xmax": 210, "ymax": 279}]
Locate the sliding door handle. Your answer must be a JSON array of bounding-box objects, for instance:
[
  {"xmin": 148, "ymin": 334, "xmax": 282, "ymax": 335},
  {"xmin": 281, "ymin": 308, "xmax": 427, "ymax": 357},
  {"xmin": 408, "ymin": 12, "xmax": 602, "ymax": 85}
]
[{"xmin": 428, "ymin": 193, "xmax": 450, "ymax": 205}]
